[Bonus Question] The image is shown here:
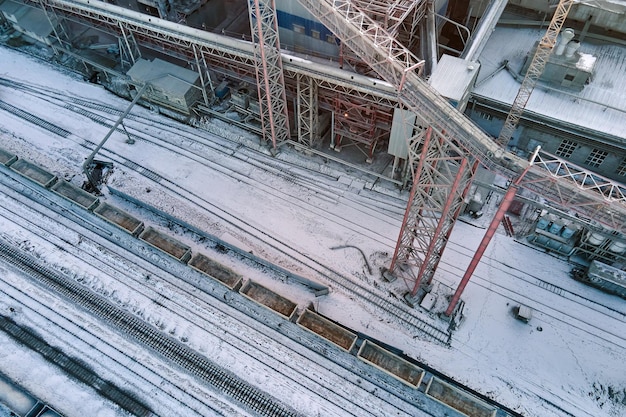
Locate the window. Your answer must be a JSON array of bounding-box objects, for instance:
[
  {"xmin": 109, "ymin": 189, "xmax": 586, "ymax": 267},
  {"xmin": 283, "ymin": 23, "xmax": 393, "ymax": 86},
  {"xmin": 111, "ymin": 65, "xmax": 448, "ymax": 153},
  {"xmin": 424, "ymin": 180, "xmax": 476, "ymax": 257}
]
[
  {"xmin": 293, "ymin": 24, "xmax": 305, "ymax": 34},
  {"xmin": 584, "ymin": 148, "xmax": 608, "ymax": 168},
  {"xmin": 555, "ymin": 139, "xmax": 576, "ymax": 158},
  {"xmin": 616, "ymin": 158, "xmax": 626, "ymax": 176},
  {"xmin": 311, "ymin": 30, "xmax": 320, "ymax": 39},
  {"xmin": 564, "ymin": 74, "xmax": 575, "ymax": 82},
  {"xmin": 326, "ymin": 34, "xmax": 337, "ymax": 44}
]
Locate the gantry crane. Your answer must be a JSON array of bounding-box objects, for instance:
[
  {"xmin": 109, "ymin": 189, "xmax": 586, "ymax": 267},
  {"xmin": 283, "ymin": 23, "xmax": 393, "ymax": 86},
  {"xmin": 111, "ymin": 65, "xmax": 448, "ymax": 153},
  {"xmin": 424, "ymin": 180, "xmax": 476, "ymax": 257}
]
[{"xmin": 496, "ymin": 0, "xmax": 575, "ymax": 147}]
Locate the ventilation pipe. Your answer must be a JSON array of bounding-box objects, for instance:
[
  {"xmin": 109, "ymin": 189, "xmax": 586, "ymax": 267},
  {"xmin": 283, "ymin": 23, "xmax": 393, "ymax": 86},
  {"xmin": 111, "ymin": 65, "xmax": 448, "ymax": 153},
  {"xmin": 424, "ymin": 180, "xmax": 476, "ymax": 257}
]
[
  {"xmin": 555, "ymin": 28, "xmax": 575, "ymax": 56},
  {"xmin": 565, "ymin": 41, "xmax": 580, "ymax": 58}
]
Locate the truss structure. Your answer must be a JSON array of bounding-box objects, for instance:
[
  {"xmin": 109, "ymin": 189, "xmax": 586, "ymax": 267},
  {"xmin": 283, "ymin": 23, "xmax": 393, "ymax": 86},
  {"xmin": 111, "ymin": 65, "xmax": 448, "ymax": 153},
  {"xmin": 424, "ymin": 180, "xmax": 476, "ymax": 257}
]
[
  {"xmin": 351, "ymin": 0, "xmax": 426, "ymax": 37},
  {"xmin": 298, "ymin": 0, "xmax": 626, "ymax": 299},
  {"xmin": 389, "ymin": 127, "xmax": 475, "ymax": 294},
  {"xmin": 248, "ymin": 0, "xmax": 290, "ymax": 150},
  {"xmin": 296, "ymin": 74, "xmax": 319, "ymax": 148},
  {"xmin": 523, "ymin": 150, "xmax": 626, "ymax": 233},
  {"xmin": 496, "ymin": 0, "xmax": 574, "ymax": 146},
  {"xmin": 118, "ymin": 22, "xmax": 141, "ymax": 68},
  {"xmin": 333, "ymin": 95, "xmax": 381, "ymax": 160},
  {"xmin": 37, "ymin": 0, "xmax": 71, "ymax": 50},
  {"xmin": 339, "ymin": 1, "xmax": 427, "ymax": 76},
  {"xmin": 23, "ymin": 0, "xmax": 626, "ymax": 304}
]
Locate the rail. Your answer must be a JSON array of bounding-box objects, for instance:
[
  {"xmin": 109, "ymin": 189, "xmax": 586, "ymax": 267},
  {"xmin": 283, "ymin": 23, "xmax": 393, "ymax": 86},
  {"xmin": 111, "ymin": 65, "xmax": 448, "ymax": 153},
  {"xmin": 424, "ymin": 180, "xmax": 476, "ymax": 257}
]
[{"xmin": 0, "ymin": 238, "xmax": 300, "ymax": 417}]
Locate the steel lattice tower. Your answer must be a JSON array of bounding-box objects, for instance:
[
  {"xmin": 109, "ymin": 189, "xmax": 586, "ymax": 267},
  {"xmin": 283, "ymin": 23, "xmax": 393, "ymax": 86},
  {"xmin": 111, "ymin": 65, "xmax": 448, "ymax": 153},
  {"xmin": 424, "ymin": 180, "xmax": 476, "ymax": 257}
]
[{"xmin": 248, "ymin": 0, "xmax": 291, "ymax": 150}]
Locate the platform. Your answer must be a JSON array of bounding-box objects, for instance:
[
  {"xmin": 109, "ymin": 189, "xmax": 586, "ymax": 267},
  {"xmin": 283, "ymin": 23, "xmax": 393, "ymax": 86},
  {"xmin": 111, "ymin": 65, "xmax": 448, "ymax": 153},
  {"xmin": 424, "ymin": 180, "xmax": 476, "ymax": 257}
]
[
  {"xmin": 51, "ymin": 180, "xmax": 99, "ymax": 210},
  {"xmin": 94, "ymin": 202, "xmax": 144, "ymax": 236},
  {"xmin": 239, "ymin": 280, "xmax": 297, "ymax": 319},
  {"xmin": 357, "ymin": 340, "xmax": 425, "ymax": 388},
  {"xmin": 296, "ymin": 309, "xmax": 357, "ymax": 352},
  {"xmin": 425, "ymin": 377, "xmax": 497, "ymax": 417},
  {"xmin": 0, "ymin": 147, "xmax": 18, "ymax": 166},
  {"xmin": 9, "ymin": 159, "xmax": 57, "ymax": 188},
  {"xmin": 189, "ymin": 253, "xmax": 242, "ymax": 290},
  {"xmin": 139, "ymin": 226, "xmax": 191, "ymax": 262}
]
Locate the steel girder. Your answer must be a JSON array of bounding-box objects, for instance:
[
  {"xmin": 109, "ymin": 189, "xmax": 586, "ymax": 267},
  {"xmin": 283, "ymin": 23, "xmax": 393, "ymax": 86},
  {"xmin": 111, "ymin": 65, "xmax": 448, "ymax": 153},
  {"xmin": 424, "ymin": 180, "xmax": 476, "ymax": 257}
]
[
  {"xmin": 296, "ymin": 0, "xmax": 512, "ymax": 169},
  {"xmin": 333, "ymin": 95, "xmax": 381, "ymax": 159},
  {"xmin": 523, "ymin": 150, "xmax": 626, "ymax": 233},
  {"xmin": 296, "ymin": 74, "xmax": 320, "ymax": 147},
  {"xmin": 22, "ymin": 0, "xmax": 625, "ymax": 233},
  {"xmin": 118, "ymin": 22, "xmax": 141, "ymax": 67},
  {"xmin": 296, "ymin": 0, "xmax": 479, "ymax": 290},
  {"xmin": 297, "ymin": 1, "xmax": 626, "ymax": 240},
  {"xmin": 351, "ymin": 0, "xmax": 426, "ymax": 36},
  {"xmin": 37, "ymin": 0, "xmax": 71, "ymax": 49},
  {"xmin": 248, "ymin": 0, "xmax": 291, "ymax": 149}
]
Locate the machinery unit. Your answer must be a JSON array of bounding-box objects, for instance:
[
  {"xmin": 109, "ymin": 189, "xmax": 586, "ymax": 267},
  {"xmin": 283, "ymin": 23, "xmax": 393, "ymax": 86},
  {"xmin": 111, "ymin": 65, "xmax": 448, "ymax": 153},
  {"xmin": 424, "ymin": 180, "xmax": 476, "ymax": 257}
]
[{"xmin": 571, "ymin": 260, "xmax": 626, "ymax": 299}]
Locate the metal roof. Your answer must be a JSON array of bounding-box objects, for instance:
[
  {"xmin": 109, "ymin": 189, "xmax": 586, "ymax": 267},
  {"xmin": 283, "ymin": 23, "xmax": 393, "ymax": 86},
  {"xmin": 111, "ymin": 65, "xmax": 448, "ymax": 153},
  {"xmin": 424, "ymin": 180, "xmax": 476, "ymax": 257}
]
[
  {"xmin": 127, "ymin": 58, "xmax": 199, "ymax": 97},
  {"xmin": 472, "ymin": 27, "xmax": 626, "ymax": 145},
  {"xmin": 428, "ymin": 54, "xmax": 479, "ymax": 102}
]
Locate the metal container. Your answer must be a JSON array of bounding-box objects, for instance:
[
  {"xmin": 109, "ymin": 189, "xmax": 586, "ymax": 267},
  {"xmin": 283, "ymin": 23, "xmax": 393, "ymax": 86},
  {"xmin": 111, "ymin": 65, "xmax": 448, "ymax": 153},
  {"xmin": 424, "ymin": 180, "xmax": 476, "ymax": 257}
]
[{"xmin": 536, "ymin": 216, "xmax": 550, "ymax": 230}]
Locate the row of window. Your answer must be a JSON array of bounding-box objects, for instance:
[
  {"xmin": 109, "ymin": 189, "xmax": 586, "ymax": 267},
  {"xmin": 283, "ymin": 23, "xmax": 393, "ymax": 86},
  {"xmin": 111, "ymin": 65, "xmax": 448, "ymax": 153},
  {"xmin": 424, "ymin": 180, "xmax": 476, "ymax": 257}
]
[
  {"xmin": 472, "ymin": 110, "xmax": 624, "ymax": 176},
  {"xmin": 291, "ymin": 23, "xmax": 337, "ymax": 44},
  {"xmin": 555, "ymin": 139, "xmax": 626, "ymax": 175}
]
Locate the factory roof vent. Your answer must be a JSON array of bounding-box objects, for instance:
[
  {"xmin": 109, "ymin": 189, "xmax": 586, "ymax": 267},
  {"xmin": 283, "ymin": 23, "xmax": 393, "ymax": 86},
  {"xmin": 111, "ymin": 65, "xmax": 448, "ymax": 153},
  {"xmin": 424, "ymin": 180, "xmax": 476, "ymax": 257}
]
[{"xmin": 520, "ymin": 29, "xmax": 596, "ymax": 91}]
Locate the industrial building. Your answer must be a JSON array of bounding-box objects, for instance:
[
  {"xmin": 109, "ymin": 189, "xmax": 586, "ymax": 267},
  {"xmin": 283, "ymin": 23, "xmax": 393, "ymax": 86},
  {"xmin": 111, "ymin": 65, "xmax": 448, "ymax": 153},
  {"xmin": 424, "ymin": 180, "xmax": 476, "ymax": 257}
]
[
  {"xmin": 0, "ymin": 0, "xmax": 624, "ymax": 314},
  {"xmin": 0, "ymin": 1, "xmax": 626, "ymax": 416}
]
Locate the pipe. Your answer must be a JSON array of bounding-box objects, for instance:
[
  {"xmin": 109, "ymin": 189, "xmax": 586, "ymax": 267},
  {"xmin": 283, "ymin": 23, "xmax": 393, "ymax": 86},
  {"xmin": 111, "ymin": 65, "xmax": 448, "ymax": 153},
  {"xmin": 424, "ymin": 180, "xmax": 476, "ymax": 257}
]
[
  {"xmin": 555, "ymin": 28, "xmax": 575, "ymax": 56},
  {"xmin": 425, "ymin": 0, "xmax": 438, "ymax": 76},
  {"xmin": 444, "ymin": 147, "xmax": 540, "ymax": 316},
  {"xmin": 565, "ymin": 41, "xmax": 580, "ymax": 58},
  {"xmin": 461, "ymin": 0, "xmax": 509, "ymax": 61}
]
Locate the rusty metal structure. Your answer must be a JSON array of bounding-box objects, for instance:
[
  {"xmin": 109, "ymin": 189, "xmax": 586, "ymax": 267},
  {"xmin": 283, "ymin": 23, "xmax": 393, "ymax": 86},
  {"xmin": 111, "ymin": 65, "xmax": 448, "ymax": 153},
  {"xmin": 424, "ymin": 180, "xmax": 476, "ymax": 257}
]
[
  {"xmin": 248, "ymin": 0, "xmax": 290, "ymax": 150},
  {"xmin": 8, "ymin": 0, "xmax": 626, "ymax": 319}
]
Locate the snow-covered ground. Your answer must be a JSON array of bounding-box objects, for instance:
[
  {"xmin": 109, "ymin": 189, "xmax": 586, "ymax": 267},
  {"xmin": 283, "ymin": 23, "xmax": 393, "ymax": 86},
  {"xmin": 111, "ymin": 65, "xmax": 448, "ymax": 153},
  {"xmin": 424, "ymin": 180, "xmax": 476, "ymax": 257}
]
[{"xmin": 1, "ymin": 44, "xmax": 625, "ymax": 417}]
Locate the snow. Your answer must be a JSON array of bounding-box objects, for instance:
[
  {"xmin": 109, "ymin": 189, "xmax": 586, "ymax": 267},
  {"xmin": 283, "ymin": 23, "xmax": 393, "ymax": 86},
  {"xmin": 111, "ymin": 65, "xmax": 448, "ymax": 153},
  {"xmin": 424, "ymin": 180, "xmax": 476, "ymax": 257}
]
[
  {"xmin": 0, "ymin": 44, "xmax": 625, "ymax": 417},
  {"xmin": 472, "ymin": 26, "xmax": 626, "ymax": 143}
]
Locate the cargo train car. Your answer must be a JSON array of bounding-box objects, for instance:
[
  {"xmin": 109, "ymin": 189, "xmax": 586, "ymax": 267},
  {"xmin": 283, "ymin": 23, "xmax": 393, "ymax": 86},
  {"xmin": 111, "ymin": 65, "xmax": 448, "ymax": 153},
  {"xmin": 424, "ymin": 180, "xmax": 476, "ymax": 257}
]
[
  {"xmin": 571, "ymin": 260, "xmax": 626, "ymax": 299},
  {"xmin": 0, "ymin": 145, "xmax": 521, "ymax": 417}
]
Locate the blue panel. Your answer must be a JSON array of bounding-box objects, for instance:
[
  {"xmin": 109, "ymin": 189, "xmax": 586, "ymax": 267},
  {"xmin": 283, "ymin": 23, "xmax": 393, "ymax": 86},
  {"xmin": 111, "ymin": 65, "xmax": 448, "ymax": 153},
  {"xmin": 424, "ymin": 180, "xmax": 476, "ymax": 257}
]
[{"xmin": 276, "ymin": 10, "xmax": 340, "ymax": 45}]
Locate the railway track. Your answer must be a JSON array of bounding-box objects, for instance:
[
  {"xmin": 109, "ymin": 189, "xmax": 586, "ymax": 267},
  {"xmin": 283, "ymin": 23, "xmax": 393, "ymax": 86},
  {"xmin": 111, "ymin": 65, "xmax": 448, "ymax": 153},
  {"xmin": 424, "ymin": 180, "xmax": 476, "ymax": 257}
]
[
  {"xmin": 0, "ymin": 168, "xmax": 438, "ymax": 417},
  {"xmin": 0, "ymin": 237, "xmax": 301, "ymax": 417},
  {"xmin": 0, "ymin": 257, "xmax": 248, "ymax": 417},
  {"xmin": 445, "ymin": 239, "xmax": 626, "ymax": 319},
  {"xmin": 0, "ymin": 76, "xmax": 408, "ymax": 219},
  {"xmin": 439, "ymin": 241, "xmax": 626, "ymax": 348},
  {"xmin": 0, "ymin": 80, "xmax": 453, "ymax": 345}
]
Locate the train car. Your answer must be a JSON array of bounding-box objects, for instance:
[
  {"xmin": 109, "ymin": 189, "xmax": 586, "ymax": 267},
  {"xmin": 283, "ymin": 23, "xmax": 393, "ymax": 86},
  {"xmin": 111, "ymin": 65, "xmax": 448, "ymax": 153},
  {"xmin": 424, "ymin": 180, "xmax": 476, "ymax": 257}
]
[
  {"xmin": 571, "ymin": 260, "xmax": 626, "ymax": 299},
  {"xmin": 9, "ymin": 158, "xmax": 58, "ymax": 188},
  {"xmin": 0, "ymin": 147, "xmax": 18, "ymax": 166}
]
